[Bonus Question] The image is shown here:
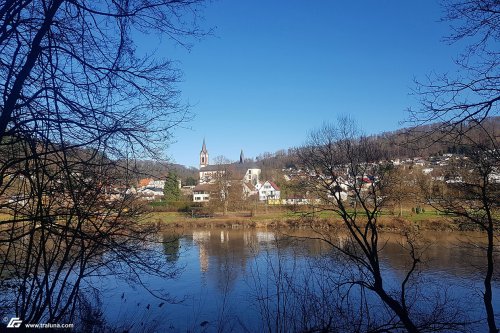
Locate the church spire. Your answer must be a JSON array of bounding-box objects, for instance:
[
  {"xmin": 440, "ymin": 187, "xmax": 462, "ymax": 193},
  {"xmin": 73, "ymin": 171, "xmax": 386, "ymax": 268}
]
[
  {"xmin": 200, "ymin": 138, "xmax": 208, "ymax": 168},
  {"xmin": 239, "ymin": 149, "xmax": 244, "ymax": 164},
  {"xmin": 201, "ymin": 138, "xmax": 207, "ymax": 153}
]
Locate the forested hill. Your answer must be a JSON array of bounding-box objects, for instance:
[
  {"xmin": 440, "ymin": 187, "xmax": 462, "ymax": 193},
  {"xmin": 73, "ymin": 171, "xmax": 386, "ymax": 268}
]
[
  {"xmin": 253, "ymin": 116, "xmax": 500, "ymax": 171},
  {"xmin": 130, "ymin": 116, "xmax": 498, "ymax": 180},
  {"xmin": 129, "ymin": 160, "xmax": 198, "ymax": 185}
]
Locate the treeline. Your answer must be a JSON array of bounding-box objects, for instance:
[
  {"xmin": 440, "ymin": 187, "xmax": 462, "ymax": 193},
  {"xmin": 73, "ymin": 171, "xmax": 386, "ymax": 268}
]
[
  {"xmin": 252, "ymin": 116, "xmax": 500, "ymax": 173},
  {"xmin": 126, "ymin": 160, "xmax": 199, "ymax": 185}
]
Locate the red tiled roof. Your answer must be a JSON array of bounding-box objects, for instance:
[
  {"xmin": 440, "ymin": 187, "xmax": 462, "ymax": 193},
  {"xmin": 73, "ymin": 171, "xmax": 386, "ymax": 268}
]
[
  {"xmin": 268, "ymin": 181, "xmax": 280, "ymax": 191},
  {"xmin": 138, "ymin": 178, "xmax": 153, "ymax": 187}
]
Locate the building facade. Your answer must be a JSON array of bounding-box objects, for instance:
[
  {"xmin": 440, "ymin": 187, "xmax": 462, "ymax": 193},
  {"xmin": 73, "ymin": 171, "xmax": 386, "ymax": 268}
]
[{"xmin": 193, "ymin": 140, "xmax": 262, "ymax": 202}]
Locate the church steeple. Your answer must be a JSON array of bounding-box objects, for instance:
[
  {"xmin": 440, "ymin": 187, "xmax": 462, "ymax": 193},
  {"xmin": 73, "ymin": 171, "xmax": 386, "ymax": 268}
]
[
  {"xmin": 201, "ymin": 138, "xmax": 207, "ymax": 153},
  {"xmin": 239, "ymin": 149, "xmax": 244, "ymax": 164},
  {"xmin": 200, "ymin": 139, "xmax": 209, "ymax": 168}
]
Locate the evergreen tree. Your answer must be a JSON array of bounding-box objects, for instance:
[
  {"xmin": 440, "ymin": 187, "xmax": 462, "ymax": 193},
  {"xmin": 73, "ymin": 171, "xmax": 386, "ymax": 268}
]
[{"xmin": 164, "ymin": 172, "xmax": 181, "ymax": 202}]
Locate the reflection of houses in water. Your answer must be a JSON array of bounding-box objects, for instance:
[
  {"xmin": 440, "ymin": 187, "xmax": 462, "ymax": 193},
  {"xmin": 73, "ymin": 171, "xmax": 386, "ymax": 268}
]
[
  {"xmin": 193, "ymin": 231, "xmax": 211, "ymax": 272},
  {"xmin": 192, "ymin": 230, "xmax": 211, "ymax": 242},
  {"xmin": 256, "ymin": 231, "xmax": 275, "ymax": 243},
  {"xmin": 190, "ymin": 230, "xmax": 257, "ymax": 283},
  {"xmin": 199, "ymin": 246, "xmax": 209, "ymax": 272},
  {"xmin": 243, "ymin": 231, "xmax": 257, "ymax": 248},
  {"xmin": 337, "ymin": 234, "xmax": 349, "ymax": 249},
  {"xmin": 220, "ymin": 230, "xmax": 229, "ymax": 243}
]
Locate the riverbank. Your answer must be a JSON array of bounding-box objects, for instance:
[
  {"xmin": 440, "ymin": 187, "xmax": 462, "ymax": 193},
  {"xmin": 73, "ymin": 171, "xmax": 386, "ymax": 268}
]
[
  {"xmin": 144, "ymin": 210, "xmax": 472, "ymax": 232},
  {"xmin": 0, "ymin": 210, "xmax": 478, "ymax": 232}
]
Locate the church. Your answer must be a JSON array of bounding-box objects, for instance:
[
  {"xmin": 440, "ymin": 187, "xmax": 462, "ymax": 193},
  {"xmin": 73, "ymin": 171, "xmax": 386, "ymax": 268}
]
[
  {"xmin": 198, "ymin": 139, "xmax": 261, "ymax": 185},
  {"xmin": 193, "ymin": 139, "xmax": 262, "ymax": 202}
]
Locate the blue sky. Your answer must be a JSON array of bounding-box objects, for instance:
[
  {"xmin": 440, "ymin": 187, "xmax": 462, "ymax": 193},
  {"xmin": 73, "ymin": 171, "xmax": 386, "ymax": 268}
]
[{"xmin": 152, "ymin": 1, "xmax": 464, "ymax": 167}]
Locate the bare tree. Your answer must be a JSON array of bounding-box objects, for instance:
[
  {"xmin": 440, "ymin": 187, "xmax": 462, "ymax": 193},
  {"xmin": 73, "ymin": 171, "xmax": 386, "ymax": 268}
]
[
  {"xmin": 0, "ymin": 0, "xmax": 205, "ymax": 328},
  {"xmin": 297, "ymin": 117, "xmax": 464, "ymax": 333},
  {"xmin": 418, "ymin": 133, "xmax": 499, "ymax": 333},
  {"xmin": 210, "ymin": 156, "xmax": 233, "ymax": 216},
  {"xmin": 407, "ymin": 1, "xmax": 499, "ymax": 331},
  {"xmin": 409, "ymin": 0, "xmax": 499, "ymax": 136}
]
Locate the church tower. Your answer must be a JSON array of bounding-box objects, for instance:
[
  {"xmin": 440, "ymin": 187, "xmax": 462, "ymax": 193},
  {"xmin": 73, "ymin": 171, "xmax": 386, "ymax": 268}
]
[
  {"xmin": 200, "ymin": 139, "xmax": 209, "ymax": 168},
  {"xmin": 239, "ymin": 149, "xmax": 244, "ymax": 164}
]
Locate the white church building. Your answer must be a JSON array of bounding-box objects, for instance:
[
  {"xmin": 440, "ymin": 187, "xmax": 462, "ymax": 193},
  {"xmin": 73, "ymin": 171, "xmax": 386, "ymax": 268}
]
[{"xmin": 193, "ymin": 139, "xmax": 262, "ymax": 202}]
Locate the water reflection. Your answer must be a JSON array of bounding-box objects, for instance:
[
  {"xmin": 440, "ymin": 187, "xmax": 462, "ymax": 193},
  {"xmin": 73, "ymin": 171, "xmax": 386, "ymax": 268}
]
[
  {"xmin": 179, "ymin": 229, "xmax": 497, "ymax": 278},
  {"xmin": 5, "ymin": 226, "xmax": 493, "ymax": 332},
  {"xmin": 153, "ymin": 229, "xmax": 499, "ymax": 332},
  {"xmin": 162, "ymin": 233, "xmax": 181, "ymax": 263}
]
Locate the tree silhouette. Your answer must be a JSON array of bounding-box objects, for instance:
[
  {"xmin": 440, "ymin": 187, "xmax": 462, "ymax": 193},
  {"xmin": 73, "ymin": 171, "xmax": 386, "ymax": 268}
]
[
  {"xmin": 298, "ymin": 117, "xmax": 464, "ymax": 332},
  {"xmin": 0, "ymin": 0, "xmax": 205, "ymax": 327},
  {"xmin": 408, "ymin": 1, "xmax": 499, "ymax": 331}
]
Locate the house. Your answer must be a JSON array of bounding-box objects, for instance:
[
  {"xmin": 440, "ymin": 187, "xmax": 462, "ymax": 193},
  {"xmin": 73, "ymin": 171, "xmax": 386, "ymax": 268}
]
[
  {"xmin": 193, "ymin": 184, "xmax": 214, "ymax": 202},
  {"xmin": 282, "ymin": 196, "xmax": 309, "ymax": 205},
  {"xmin": 327, "ymin": 181, "xmax": 349, "ymax": 201},
  {"xmin": 199, "ymin": 162, "xmax": 261, "ymax": 185},
  {"xmin": 422, "ymin": 168, "xmax": 434, "ymax": 175},
  {"xmin": 181, "ymin": 185, "xmax": 195, "ymax": 197},
  {"xmin": 258, "ymin": 181, "xmax": 281, "ymax": 202},
  {"xmin": 137, "ymin": 178, "xmax": 165, "ymax": 200},
  {"xmin": 243, "ymin": 182, "xmax": 258, "ymax": 198},
  {"xmin": 138, "ymin": 178, "xmax": 153, "ymax": 188}
]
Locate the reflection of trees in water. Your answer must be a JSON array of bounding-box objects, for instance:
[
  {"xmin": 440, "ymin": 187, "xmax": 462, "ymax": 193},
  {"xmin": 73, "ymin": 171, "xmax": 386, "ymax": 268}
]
[
  {"xmin": 0, "ymin": 0, "xmax": 205, "ymax": 330},
  {"xmin": 0, "ymin": 199, "xmax": 180, "ymax": 330},
  {"xmin": 171, "ymin": 228, "xmax": 496, "ymax": 331},
  {"xmin": 245, "ymin": 231, "xmax": 468, "ymax": 332},
  {"xmin": 162, "ymin": 233, "xmax": 181, "ymax": 263},
  {"xmin": 376, "ymin": 232, "xmax": 500, "ymax": 280},
  {"xmin": 180, "ymin": 229, "xmax": 497, "ymax": 284}
]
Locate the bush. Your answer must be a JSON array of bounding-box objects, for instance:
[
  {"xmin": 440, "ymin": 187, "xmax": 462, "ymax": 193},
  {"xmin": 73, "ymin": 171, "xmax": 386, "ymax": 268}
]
[{"xmin": 147, "ymin": 200, "xmax": 201, "ymax": 212}]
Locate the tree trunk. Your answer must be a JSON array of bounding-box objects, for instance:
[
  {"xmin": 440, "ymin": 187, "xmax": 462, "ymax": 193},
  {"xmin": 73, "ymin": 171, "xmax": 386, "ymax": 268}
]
[
  {"xmin": 484, "ymin": 224, "xmax": 498, "ymax": 333},
  {"xmin": 376, "ymin": 288, "xmax": 420, "ymax": 333},
  {"xmin": 0, "ymin": 0, "xmax": 64, "ymax": 138}
]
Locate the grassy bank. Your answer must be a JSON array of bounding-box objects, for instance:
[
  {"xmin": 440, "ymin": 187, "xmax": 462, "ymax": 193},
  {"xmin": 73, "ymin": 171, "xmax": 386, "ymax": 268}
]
[
  {"xmin": 145, "ymin": 208, "xmax": 465, "ymax": 232},
  {"xmin": 0, "ymin": 208, "xmax": 470, "ymax": 232}
]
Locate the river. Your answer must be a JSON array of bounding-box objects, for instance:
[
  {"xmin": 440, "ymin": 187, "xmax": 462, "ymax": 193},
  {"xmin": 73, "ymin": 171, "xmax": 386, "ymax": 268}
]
[{"xmin": 88, "ymin": 228, "xmax": 498, "ymax": 332}]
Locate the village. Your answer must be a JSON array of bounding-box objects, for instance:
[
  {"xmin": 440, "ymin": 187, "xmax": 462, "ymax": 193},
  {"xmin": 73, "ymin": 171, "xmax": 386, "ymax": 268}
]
[{"xmin": 129, "ymin": 139, "xmax": 500, "ymax": 215}]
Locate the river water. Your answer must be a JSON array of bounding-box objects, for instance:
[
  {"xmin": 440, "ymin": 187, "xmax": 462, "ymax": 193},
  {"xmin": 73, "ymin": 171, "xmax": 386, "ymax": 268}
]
[{"xmin": 92, "ymin": 228, "xmax": 499, "ymax": 332}]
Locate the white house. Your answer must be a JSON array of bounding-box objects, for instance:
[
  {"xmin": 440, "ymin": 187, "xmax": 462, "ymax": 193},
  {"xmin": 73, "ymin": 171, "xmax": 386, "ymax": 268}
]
[
  {"xmin": 192, "ymin": 184, "xmax": 213, "ymax": 202},
  {"xmin": 327, "ymin": 181, "xmax": 349, "ymax": 201},
  {"xmin": 258, "ymin": 181, "xmax": 281, "ymax": 201},
  {"xmin": 198, "ymin": 161, "xmax": 261, "ymax": 185}
]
